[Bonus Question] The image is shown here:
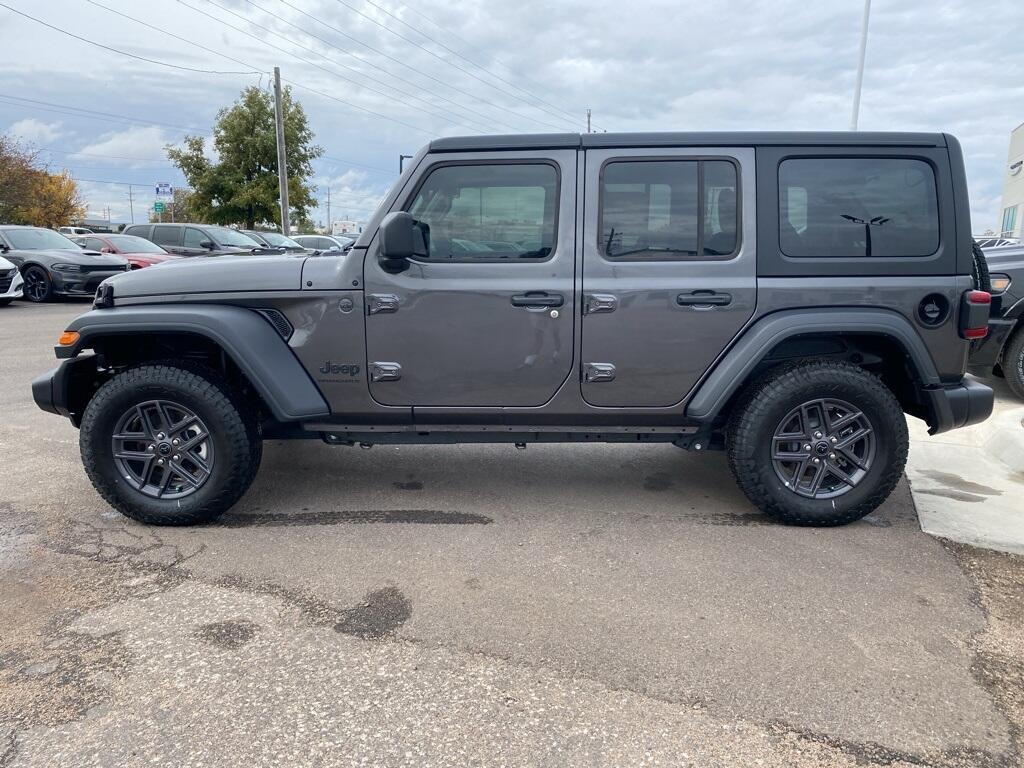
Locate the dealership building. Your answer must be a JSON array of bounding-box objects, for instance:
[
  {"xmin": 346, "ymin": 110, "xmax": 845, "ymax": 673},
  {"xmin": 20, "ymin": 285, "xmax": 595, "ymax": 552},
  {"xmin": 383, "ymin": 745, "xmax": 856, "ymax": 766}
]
[{"xmin": 1001, "ymin": 122, "xmax": 1024, "ymax": 237}]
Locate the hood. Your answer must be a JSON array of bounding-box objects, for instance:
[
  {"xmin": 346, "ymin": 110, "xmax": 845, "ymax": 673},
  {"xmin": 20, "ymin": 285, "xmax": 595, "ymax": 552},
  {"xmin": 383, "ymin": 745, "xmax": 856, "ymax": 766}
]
[
  {"xmin": 983, "ymin": 245, "xmax": 1024, "ymax": 273},
  {"xmin": 0, "ymin": 254, "xmax": 14, "ymax": 271},
  {"xmin": 103, "ymin": 253, "xmax": 306, "ymax": 299},
  {"xmin": 29, "ymin": 248, "xmax": 128, "ymax": 266},
  {"xmin": 121, "ymin": 252, "xmax": 180, "ymax": 264}
]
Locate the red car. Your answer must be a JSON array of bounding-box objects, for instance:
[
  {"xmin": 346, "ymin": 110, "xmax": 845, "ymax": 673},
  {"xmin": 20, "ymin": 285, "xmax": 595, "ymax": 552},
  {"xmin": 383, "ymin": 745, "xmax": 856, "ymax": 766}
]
[{"xmin": 74, "ymin": 234, "xmax": 181, "ymax": 269}]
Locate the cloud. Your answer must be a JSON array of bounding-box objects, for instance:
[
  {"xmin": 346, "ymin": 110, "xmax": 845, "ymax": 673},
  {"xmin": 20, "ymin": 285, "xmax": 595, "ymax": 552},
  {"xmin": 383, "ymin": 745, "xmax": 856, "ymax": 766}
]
[
  {"xmin": 1, "ymin": 0, "xmax": 1020, "ymax": 229},
  {"xmin": 6, "ymin": 118, "xmax": 65, "ymax": 144},
  {"xmin": 76, "ymin": 126, "xmax": 172, "ymax": 166}
]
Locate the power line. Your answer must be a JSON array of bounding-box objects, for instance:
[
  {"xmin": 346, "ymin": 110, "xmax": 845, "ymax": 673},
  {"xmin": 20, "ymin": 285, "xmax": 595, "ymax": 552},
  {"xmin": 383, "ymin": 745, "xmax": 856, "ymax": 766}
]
[
  {"xmin": 208, "ymin": 0, "xmax": 522, "ymax": 134},
  {"xmin": 173, "ymin": 0, "xmax": 431, "ymax": 136},
  {"xmin": 325, "ymin": 0, "xmax": 579, "ymax": 131},
  {"xmin": 185, "ymin": 0, "xmax": 500, "ymax": 135},
  {"xmin": 0, "ymin": 93, "xmax": 210, "ymax": 135},
  {"xmin": 89, "ymin": 0, "xmax": 501, "ymax": 136},
  {"xmin": 2, "ymin": 95, "xmax": 398, "ymax": 177},
  {"xmin": 271, "ymin": 0, "xmax": 573, "ymax": 133},
  {"xmin": 0, "ymin": 3, "xmax": 262, "ymax": 76},
  {"xmin": 359, "ymin": 0, "xmax": 601, "ymax": 130}
]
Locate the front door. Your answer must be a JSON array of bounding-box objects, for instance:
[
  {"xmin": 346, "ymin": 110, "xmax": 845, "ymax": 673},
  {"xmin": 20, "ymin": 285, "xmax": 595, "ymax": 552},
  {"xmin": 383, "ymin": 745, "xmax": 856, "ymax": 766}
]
[
  {"xmin": 363, "ymin": 151, "xmax": 576, "ymax": 407},
  {"xmin": 580, "ymin": 147, "xmax": 757, "ymax": 407}
]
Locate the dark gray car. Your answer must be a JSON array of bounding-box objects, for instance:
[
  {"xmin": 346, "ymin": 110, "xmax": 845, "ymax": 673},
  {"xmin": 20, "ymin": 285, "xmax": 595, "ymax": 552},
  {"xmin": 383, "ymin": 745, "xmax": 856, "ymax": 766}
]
[
  {"xmin": 969, "ymin": 244, "xmax": 1024, "ymax": 397},
  {"xmin": 0, "ymin": 226, "xmax": 128, "ymax": 302},
  {"xmin": 32, "ymin": 131, "xmax": 994, "ymax": 528},
  {"xmin": 240, "ymin": 230, "xmax": 308, "ymax": 254},
  {"xmin": 122, "ymin": 223, "xmax": 278, "ymax": 257}
]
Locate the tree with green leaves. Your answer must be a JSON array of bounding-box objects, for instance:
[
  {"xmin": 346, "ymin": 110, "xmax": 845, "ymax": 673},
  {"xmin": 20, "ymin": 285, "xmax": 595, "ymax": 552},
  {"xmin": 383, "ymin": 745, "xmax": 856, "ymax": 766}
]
[{"xmin": 166, "ymin": 86, "xmax": 322, "ymax": 229}]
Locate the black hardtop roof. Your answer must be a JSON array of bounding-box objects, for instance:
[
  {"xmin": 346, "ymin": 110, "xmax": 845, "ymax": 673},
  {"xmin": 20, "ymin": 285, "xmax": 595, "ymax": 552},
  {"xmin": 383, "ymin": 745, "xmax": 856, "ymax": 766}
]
[{"xmin": 429, "ymin": 131, "xmax": 949, "ymax": 152}]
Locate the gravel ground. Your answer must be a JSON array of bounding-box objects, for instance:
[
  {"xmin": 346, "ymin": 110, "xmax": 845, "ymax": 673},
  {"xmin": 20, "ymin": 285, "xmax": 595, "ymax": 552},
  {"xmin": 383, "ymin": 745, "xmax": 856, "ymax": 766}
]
[{"xmin": 1, "ymin": 299, "xmax": 1022, "ymax": 767}]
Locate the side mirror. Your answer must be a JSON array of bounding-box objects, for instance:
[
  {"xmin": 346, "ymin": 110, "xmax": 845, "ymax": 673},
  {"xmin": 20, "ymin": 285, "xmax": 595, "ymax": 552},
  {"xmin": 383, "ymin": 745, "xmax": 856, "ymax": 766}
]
[
  {"xmin": 200, "ymin": 240, "xmax": 215, "ymax": 250},
  {"xmin": 378, "ymin": 212, "xmax": 427, "ymax": 264}
]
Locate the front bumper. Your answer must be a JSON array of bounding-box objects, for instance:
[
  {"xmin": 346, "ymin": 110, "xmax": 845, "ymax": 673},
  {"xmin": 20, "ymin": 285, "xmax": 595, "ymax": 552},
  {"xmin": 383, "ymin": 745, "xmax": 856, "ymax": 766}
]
[
  {"xmin": 921, "ymin": 377, "xmax": 994, "ymax": 435},
  {"xmin": 968, "ymin": 316, "xmax": 1016, "ymax": 373},
  {"xmin": 1, "ymin": 269, "xmax": 23, "ymax": 298},
  {"xmin": 52, "ymin": 269, "xmax": 127, "ymax": 296},
  {"xmin": 32, "ymin": 354, "xmax": 99, "ymax": 425}
]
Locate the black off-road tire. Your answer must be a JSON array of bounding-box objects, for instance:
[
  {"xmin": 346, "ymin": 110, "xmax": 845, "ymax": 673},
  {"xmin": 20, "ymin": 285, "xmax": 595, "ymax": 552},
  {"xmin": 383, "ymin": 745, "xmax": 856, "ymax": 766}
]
[
  {"xmin": 80, "ymin": 362, "xmax": 262, "ymax": 525},
  {"xmin": 726, "ymin": 361, "xmax": 908, "ymax": 526},
  {"xmin": 1002, "ymin": 327, "xmax": 1024, "ymax": 400}
]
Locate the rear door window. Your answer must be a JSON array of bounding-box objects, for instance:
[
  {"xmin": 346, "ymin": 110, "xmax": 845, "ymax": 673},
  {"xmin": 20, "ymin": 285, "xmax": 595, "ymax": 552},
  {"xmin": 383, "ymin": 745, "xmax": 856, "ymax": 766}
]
[
  {"xmin": 779, "ymin": 158, "xmax": 939, "ymax": 258},
  {"xmin": 151, "ymin": 226, "xmax": 180, "ymax": 247},
  {"xmin": 599, "ymin": 159, "xmax": 739, "ymax": 260}
]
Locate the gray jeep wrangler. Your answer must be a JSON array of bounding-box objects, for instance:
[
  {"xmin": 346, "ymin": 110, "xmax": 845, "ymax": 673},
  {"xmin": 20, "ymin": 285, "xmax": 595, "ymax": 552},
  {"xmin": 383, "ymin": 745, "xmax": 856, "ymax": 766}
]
[{"xmin": 33, "ymin": 132, "xmax": 994, "ymax": 527}]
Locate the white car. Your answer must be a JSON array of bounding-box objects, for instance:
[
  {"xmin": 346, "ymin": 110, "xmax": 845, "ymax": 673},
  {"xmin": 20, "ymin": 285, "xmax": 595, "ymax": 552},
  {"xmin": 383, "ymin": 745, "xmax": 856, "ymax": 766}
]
[
  {"xmin": 0, "ymin": 254, "xmax": 25, "ymax": 305},
  {"xmin": 58, "ymin": 226, "xmax": 94, "ymax": 236}
]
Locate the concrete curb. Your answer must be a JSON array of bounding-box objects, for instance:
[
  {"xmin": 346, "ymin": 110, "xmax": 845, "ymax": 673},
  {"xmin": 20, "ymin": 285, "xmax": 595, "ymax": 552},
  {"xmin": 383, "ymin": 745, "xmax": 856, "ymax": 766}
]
[{"xmin": 979, "ymin": 406, "xmax": 1024, "ymax": 473}]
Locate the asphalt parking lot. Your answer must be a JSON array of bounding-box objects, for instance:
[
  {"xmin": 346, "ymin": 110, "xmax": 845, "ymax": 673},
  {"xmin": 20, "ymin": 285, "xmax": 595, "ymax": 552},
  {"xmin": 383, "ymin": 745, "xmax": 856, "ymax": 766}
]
[{"xmin": 2, "ymin": 300, "xmax": 1023, "ymax": 767}]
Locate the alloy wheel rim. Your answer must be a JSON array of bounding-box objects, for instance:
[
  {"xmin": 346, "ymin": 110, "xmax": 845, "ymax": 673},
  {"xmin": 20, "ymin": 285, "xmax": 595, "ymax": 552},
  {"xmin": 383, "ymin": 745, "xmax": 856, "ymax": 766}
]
[
  {"xmin": 770, "ymin": 398, "xmax": 875, "ymax": 500},
  {"xmin": 111, "ymin": 400, "xmax": 214, "ymax": 500},
  {"xmin": 25, "ymin": 269, "xmax": 47, "ymax": 300}
]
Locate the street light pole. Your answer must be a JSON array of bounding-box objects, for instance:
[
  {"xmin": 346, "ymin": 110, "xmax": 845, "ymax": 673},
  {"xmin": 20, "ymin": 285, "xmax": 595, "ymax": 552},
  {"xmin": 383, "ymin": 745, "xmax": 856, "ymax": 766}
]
[
  {"xmin": 399, "ymin": 154, "xmax": 413, "ymax": 173},
  {"xmin": 850, "ymin": 0, "xmax": 872, "ymax": 131},
  {"xmin": 273, "ymin": 66, "xmax": 291, "ymax": 235}
]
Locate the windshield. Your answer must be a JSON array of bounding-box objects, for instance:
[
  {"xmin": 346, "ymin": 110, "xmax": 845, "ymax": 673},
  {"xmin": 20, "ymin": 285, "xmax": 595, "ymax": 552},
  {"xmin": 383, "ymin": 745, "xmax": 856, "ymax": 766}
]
[
  {"xmin": 208, "ymin": 227, "xmax": 261, "ymax": 248},
  {"xmin": 2, "ymin": 228, "xmax": 79, "ymax": 250},
  {"xmin": 258, "ymin": 232, "xmax": 303, "ymax": 248},
  {"xmin": 107, "ymin": 235, "xmax": 167, "ymax": 254}
]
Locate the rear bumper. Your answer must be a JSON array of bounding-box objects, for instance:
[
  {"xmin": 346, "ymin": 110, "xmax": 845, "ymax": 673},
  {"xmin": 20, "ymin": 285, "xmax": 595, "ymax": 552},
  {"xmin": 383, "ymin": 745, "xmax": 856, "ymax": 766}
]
[
  {"xmin": 32, "ymin": 354, "xmax": 98, "ymax": 424},
  {"xmin": 921, "ymin": 377, "xmax": 993, "ymax": 435},
  {"xmin": 968, "ymin": 316, "xmax": 1016, "ymax": 373}
]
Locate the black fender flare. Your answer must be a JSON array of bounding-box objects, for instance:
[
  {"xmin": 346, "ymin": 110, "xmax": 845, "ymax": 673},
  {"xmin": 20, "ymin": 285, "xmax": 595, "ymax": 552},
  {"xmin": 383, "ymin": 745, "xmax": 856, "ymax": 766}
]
[
  {"xmin": 685, "ymin": 308, "xmax": 941, "ymax": 420},
  {"xmin": 58, "ymin": 304, "xmax": 330, "ymax": 422}
]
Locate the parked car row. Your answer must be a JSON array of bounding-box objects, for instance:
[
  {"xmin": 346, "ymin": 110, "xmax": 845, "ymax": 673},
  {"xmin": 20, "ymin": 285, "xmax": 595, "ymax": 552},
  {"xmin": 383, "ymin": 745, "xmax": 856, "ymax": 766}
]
[
  {"xmin": 0, "ymin": 223, "xmax": 356, "ymax": 304},
  {"xmin": 969, "ymin": 243, "xmax": 1024, "ymax": 399}
]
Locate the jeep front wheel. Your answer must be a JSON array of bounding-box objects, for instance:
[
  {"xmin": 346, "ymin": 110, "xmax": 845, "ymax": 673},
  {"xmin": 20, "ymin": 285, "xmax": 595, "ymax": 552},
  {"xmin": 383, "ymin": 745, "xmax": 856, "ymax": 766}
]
[
  {"xmin": 726, "ymin": 361, "xmax": 908, "ymax": 526},
  {"xmin": 80, "ymin": 363, "xmax": 261, "ymax": 525}
]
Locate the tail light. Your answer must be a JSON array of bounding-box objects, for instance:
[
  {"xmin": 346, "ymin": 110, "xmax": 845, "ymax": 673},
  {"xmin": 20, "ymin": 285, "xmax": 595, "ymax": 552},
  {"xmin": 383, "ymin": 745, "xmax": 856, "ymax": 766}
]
[{"xmin": 959, "ymin": 290, "xmax": 990, "ymax": 340}]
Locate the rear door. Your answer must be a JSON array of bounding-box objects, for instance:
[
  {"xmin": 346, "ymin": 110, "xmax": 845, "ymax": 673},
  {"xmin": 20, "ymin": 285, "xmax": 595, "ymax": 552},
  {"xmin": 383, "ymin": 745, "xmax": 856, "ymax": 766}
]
[
  {"xmin": 580, "ymin": 147, "xmax": 757, "ymax": 406},
  {"xmin": 151, "ymin": 225, "xmax": 184, "ymax": 255}
]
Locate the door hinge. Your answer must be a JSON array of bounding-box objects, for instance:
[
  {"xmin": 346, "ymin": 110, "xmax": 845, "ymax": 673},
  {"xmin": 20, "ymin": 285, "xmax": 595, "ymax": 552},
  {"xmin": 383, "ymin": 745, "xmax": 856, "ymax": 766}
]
[
  {"xmin": 583, "ymin": 363, "xmax": 616, "ymax": 383},
  {"xmin": 370, "ymin": 362, "xmax": 402, "ymax": 382},
  {"xmin": 367, "ymin": 293, "xmax": 400, "ymax": 315},
  {"xmin": 584, "ymin": 293, "xmax": 618, "ymax": 315}
]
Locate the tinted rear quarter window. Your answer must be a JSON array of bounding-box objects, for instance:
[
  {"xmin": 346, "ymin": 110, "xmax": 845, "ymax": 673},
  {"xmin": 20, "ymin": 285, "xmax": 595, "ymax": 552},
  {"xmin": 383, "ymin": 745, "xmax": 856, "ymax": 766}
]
[
  {"xmin": 151, "ymin": 226, "xmax": 180, "ymax": 247},
  {"xmin": 779, "ymin": 158, "xmax": 939, "ymax": 258}
]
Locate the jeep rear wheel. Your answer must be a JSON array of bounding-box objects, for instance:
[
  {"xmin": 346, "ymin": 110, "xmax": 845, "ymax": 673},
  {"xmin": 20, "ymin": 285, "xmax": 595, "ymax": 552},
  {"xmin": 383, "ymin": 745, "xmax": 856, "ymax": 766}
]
[
  {"xmin": 726, "ymin": 361, "xmax": 907, "ymax": 526},
  {"xmin": 80, "ymin": 363, "xmax": 261, "ymax": 525}
]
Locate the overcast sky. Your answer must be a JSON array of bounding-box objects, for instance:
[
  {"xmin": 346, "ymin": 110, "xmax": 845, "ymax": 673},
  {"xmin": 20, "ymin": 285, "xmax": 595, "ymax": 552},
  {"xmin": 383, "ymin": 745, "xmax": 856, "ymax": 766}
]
[{"xmin": 1, "ymin": 0, "xmax": 1021, "ymax": 230}]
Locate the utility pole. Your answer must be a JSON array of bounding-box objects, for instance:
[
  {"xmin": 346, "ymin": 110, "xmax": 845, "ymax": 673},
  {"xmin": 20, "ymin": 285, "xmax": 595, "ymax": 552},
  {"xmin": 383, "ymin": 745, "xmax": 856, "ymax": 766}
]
[
  {"xmin": 273, "ymin": 66, "xmax": 291, "ymax": 235},
  {"xmin": 128, "ymin": 187, "xmax": 134, "ymax": 224},
  {"xmin": 326, "ymin": 187, "xmax": 331, "ymax": 235},
  {"xmin": 586, "ymin": 109, "xmax": 592, "ymax": 134},
  {"xmin": 850, "ymin": 0, "xmax": 871, "ymax": 131}
]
